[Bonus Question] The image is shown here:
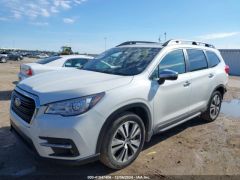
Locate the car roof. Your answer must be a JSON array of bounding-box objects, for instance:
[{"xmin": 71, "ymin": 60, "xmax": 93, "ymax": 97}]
[
  {"xmin": 116, "ymin": 44, "xmax": 218, "ymax": 53},
  {"xmin": 117, "ymin": 44, "xmax": 163, "ymax": 48},
  {"xmin": 116, "ymin": 40, "xmax": 217, "ymax": 51}
]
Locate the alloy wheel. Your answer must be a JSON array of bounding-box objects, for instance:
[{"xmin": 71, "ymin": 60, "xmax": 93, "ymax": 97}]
[
  {"xmin": 210, "ymin": 94, "xmax": 221, "ymax": 119},
  {"xmin": 110, "ymin": 121, "xmax": 142, "ymax": 163}
]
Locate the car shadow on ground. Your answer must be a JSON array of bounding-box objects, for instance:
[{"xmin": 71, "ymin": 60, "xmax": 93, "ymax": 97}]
[
  {"xmin": 0, "ymin": 117, "xmax": 207, "ymax": 178},
  {"xmin": 144, "ymin": 117, "xmax": 207, "ymax": 150},
  {"xmin": 0, "ymin": 90, "xmax": 12, "ymax": 101},
  {"xmin": 12, "ymin": 81, "xmax": 18, "ymax": 85}
]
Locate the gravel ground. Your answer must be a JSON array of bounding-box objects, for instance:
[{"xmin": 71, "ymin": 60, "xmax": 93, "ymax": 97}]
[{"xmin": 0, "ymin": 58, "xmax": 240, "ymax": 179}]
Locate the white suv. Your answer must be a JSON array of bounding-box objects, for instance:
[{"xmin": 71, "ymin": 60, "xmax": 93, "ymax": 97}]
[{"xmin": 10, "ymin": 40, "xmax": 229, "ymax": 169}]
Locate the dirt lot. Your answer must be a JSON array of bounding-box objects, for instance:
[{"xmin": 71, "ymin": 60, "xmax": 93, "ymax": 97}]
[{"xmin": 0, "ymin": 58, "xmax": 240, "ymax": 179}]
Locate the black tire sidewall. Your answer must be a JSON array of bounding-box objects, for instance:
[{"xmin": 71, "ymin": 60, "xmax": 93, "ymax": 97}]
[{"xmin": 101, "ymin": 112, "xmax": 145, "ymax": 169}]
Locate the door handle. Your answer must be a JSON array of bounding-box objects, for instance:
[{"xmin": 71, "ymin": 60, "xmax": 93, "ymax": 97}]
[
  {"xmin": 208, "ymin": 73, "xmax": 214, "ymax": 78},
  {"xmin": 183, "ymin": 81, "xmax": 191, "ymax": 87}
]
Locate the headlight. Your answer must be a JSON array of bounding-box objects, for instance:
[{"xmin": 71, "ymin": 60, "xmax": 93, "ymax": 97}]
[{"xmin": 45, "ymin": 92, "xmax": 105, "ymax": 116}]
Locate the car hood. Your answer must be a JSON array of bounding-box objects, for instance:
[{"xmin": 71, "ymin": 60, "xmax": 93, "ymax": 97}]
[{"xmin": 17, "ymin": 69, "xmax": 133, "ymax": 105}]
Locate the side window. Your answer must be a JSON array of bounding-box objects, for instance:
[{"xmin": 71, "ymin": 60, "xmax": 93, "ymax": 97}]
[
  {"xmin": 71, "ymin": 59, "xmax": 89, "ymax": 68},
  {"xmin": 159, "ymin": 49, "xmax": 186, "ymax": 74},
  {"xmin": 187, "ymin": 49, "xmax": 208, "ymax": 71},
  {"xmin": 151, "ymin": 49, "xmax": 186, "ymax": 79},
  {"xmin": 206, "ymin": 51, "xmax": 220, "ymax": 67},
  {"xmin": 64, "ymin": 59, "xmax": 72, "ymax": 67},
  {"xmin": 64, "ymin": 58, "xmax": 89, "ymax": 68}
]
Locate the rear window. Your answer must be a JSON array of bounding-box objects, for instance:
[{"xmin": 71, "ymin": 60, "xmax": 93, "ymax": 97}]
[
  {"xmin": 37, "ymin": 56, "xmax": 61, "ymax": 64},
  {"xmin": 206, "ymin": 51, "xmax": 221, "ymax": 67},
  {"xmin": 187, "ymin": 49, "xmax": 208, "ymax": 71},
  {"xmin": 64, "ymin": 58, "xmax": 89, "ymax": 68}
]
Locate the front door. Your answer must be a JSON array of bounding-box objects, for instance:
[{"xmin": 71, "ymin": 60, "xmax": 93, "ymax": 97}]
[{"xmin": 151, "ymin": 49, "xmax": 191, "ymax": 129}]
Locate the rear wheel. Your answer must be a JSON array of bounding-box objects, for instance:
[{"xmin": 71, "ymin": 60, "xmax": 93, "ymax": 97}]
[
  {"xmin": 201, "ymin": 91, "xmax": 222, "ymax": 122},
  {"xmin": 100, "ymin": 112, "xmax": 145, "ymax": 169},
  {"xmin": 1, "ymin": 57, "xmax": 7, "ymax": 63}
]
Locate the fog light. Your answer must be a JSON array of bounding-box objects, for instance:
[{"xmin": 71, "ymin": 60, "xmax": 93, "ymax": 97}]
[{"xmin": 39, "ymin": 137, "xmax": 79, "ymax": 157}]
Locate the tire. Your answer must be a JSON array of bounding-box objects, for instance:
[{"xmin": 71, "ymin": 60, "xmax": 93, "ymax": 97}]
[
  {"xmin": 100, "ymin": 112, "xmax": 145, "ymax": 169},
  {"xmin": 201, "ymin": 91, "xmax": 222, "ymax": 122},
  {"xmin": 1, "ymin": 57, "xmax": 7, "ymax": 63}
]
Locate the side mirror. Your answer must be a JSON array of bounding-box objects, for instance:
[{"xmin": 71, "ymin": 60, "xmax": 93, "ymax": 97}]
[{"xmin": 158, "ymin": 69, "xmax": 178, "ymax": 84}]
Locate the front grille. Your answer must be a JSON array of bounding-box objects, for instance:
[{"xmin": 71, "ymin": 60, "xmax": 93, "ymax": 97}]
[{"xmin": 11, "ymin": 91, "xmax": 36, "ymax": 124}]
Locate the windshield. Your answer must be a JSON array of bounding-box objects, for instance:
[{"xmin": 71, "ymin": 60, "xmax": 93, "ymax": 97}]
[
  {"xmin": 82, "ymin": 47, "xmax": 161, "ymax": 75},
  {"xmin": 37, "ymin": 56, "xmax": 61, "ymax": 64}
]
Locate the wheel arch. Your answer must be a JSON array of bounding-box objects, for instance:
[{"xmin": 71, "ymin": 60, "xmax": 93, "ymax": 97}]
[
  {"xmin": 95, "ymin": 103, "xmax": 153, "ymax": 154},
  {"xmin": 213, "ymin": 84, "xmax": 227, "ymax": 97}
]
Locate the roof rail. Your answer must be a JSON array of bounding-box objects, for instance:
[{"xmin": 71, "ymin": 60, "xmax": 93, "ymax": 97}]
[
  {"xmin": 162, "ymin": 39, "xmax": 215, "ymax": 48},
  {"xmin": 116, "ymin": 41, "xmax": 158, "ymax": 47}
]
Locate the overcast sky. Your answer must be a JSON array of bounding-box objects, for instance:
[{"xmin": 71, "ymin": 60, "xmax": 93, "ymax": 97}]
[{"xmin": 0, "ymin": 0, "xmax": 239, "ymax": 53}]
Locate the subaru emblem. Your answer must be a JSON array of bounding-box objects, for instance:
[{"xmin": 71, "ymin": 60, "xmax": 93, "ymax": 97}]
[{"xmin": 14, "ymin": 97, "xmax": 21, "ymax": 107}]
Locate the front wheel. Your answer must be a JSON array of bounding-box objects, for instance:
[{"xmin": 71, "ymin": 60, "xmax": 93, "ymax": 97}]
[
  {"xmin": 100, "ymin": 112, "xmax": 145, "ymax": 169},
  {"xmin": 201, "ymin": 91, "xmax": 222, "ymax": 122}
]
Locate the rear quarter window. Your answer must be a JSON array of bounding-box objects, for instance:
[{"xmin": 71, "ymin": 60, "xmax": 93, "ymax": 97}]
[{"xmin": 206, "ymin": 51, "xmax": 221, "ymax": 67}]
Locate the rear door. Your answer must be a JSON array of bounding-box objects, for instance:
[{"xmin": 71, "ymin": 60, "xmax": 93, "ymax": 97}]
[{"xmin": 186, "ymin": 49, "xmax": 212, "ymax": 112}]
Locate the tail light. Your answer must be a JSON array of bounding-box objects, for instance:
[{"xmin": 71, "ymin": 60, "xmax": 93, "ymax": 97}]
[
  {"xmin": 25, "ymin": 68, "xmax": 33, "ymax": 76},
  {"xmin": 225, "ymin": 65, "xmax": 230, "ymax": 74}
]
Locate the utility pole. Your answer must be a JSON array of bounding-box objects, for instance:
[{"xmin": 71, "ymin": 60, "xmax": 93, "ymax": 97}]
[
  {"xmin": 104, "ymin": 37, "xmax": 107, "ymax": 51},
  {"xmin": 158, "ymin": 35, "xmax": 161, "ymax": 43},
  {"xmin": 164, "ymin": 32, "xmax": 167, "ymax": 42}
]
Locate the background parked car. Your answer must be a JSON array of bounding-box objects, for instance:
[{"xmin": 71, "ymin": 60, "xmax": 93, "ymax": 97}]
[
  {"xmin": 18, "ymin": 55, "xmax": 94, "ymax": 81},
  {"xmin": 7, "ymin": 52, "xmax": 23, "ymax": 61},
  {"xmin": 0, "ymin": 51, "xmax": 9, "ymax": 63},
  {"xmin": 36, "ymin": 53, "xmax": 49, "ymax": 59}
]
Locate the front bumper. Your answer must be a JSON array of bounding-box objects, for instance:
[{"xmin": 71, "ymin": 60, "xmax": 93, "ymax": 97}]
[
  {"xmin": 10, "ymin": 88, "xmax": 106, "ymax": 164},
  {"xmin": 10, "ymin": 121, "xmax": 99, "ymax": 165}
]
